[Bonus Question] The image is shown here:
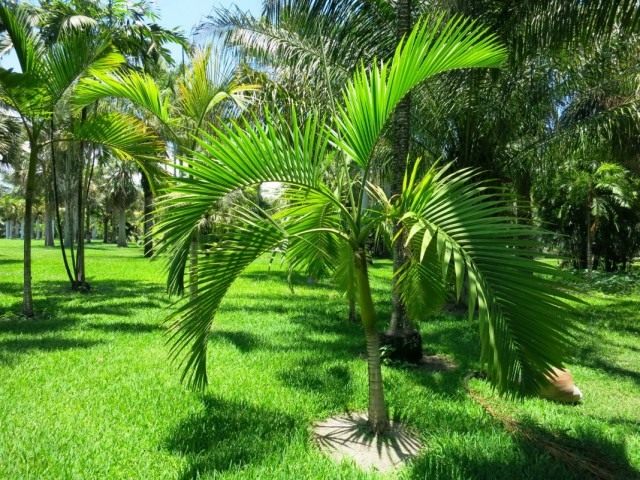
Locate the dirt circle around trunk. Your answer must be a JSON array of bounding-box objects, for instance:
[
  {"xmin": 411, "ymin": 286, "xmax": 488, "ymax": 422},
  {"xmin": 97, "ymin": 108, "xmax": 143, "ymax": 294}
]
[{"xmin": 313, "ymin": 413, "xmax": 424, "ymax": 474}]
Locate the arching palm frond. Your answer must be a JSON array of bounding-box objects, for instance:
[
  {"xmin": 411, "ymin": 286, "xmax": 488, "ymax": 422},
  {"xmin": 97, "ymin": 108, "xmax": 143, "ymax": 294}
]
[
  {"xmin": 334, "ymin": 14, "xmax": 507, "ymax": 170},
  {"xmin": 73, "ymin": 70, "xmax": 172, "ymax": 126},
  {"xmin": 397, "ymin": 162, "xmax": 577, "ymax": 395},
  {"xmin": 155, "ymin": 108, "xmax": 332, "ymax": 297},
  {"xmin": 0, "ymin": 4, "xmax": 44, "ymax": 75}
]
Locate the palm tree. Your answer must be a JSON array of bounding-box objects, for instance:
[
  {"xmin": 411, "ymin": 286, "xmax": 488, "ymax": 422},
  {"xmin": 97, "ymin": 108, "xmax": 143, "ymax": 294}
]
[
  {"xmin": 74, "ymin": 44, "xmax": 258, "ymax": 295},
  {"xmin": 104, "ymin": 158, "xmax": 138, "ymax": 247},
  {"xmin": 0, "ymin": 4, "xmax": 162, "ymax": 313},
  {"xmin": 155, "ymin": 16, "xmax": 575, "ymax": 434}
]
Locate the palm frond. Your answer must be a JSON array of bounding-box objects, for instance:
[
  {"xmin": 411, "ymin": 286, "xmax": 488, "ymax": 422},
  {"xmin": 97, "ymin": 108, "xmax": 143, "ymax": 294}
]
[
  {"xmin": 334, "ymin": 14, "xmax": 507, "ymax": 170},
  {"xmin": 74, "ymin": 70, "xmax": 172, "ymax": 125},
  {"xmin": 0, "ymin": 4, "xmax": 44, "ymax": 75},
  {"xmin": 166, "ymin": 206, "xmax": 285, "ymax": 389},
  {"xmin": 398, "ymin": 162, "xmax": 577, "ymax": 394}
]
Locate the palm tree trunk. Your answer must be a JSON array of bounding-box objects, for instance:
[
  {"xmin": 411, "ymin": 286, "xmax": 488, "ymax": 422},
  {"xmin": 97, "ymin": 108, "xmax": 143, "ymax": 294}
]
[
  {"xmin": 44, "ymin": 194, "xmax": 54, "ymax": 247},
  {"xmin": 103, "ymin": 215, "xmax": 109, "ymax": 243},
  {"xmin": 75, "ymin": 133, "xmax": 87, "ymax": 288},
  {"xmin": 586, "ymin": 198, "xmax": 593, "ymax": 274},
  {"xmin": 389, "ymin": 0, "xmax": 412, "ymax": 335},
  {"xmin": 22, "ymin": 142, "xmax": 39, "ymax": 317},
  {"xmin": 141, "ymin": 173, "xmax": 154, "ymax": 258},
  {"xmin": 117, "ymin": 207, "xmax": 127, "ymax": 247},
  {"xmin": 354, "ymin": 249, "xmax": 389, "ymax": 434}
]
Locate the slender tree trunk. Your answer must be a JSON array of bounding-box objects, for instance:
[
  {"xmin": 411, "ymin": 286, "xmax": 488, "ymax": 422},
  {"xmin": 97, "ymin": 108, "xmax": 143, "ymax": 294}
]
[
  {"xmin": 50, "ymin": 125, "xmax": 74, "ymax": 285},
  {"xmin": 116, "ymin": 207, "xmax": 127, "ymax": 247},
  {"xmin": 389, "ymin": 0, "xmax": 412, "ymax": 334},
  {"xmin": 354, "ymin": 249, "xmax": 389, "ymax": 434},
  {"xmin": 586, "ymin": 197, "xmax": 593, "ymax": 274},
  {"xmin": 44, "ymin": 195, "xmax": 54, "ymax": 247},
  {"xmin": 75, "ymin": 122, "xmax": 87, "ymax": 288},
  {"xmin": 22, "ymin": 142, "xmax": 39, "ymax": 317},
  {"xmin": 141, "ymin": 173, "xmax": 154, "ymax": 258},
  {"xmin": 85, "ymin": 207, "xmax": 91, "ymax": 243},
  {"xmin": 103, "ymin": 215, "xmax": 109, "ymax": 243}
]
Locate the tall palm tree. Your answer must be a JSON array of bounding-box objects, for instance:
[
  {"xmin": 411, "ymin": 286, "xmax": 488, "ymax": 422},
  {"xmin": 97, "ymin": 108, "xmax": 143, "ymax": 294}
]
[
  {"xmin": 155, "ymin": 16, "xmax": 575, "ymax": 434},
  {"xmin": 0, "ymin": 4, "xmax": 162, "ymax": 314}
]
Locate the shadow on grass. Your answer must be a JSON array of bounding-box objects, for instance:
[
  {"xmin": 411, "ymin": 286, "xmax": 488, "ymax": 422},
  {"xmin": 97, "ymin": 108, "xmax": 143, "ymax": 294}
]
[
  {"xmin": 209, "ymin": 330, "xmax": 264, "ymax": 353},
  {"xmin": 574, "ymin": 296, "xmax": 640, "ymax": 386},
  {"xmin": 0, "ymin": 337, "xmax": 103, "ymax": 366},
  {"xmin": 166, "ymin": 395, "xmax": 296, "ymax": 479},
  {"xmin": 1, "ymin": 280, "xmax": 167, "ymax": 329},
  {"xmin": 408, "ymin": 415, "xmax": 639, "ymax": 480},
  {"xmin": 88, "ymin": 321, "xmax": 163, "ymax": 334},
  {"xmin": 0, "ymin": 257, "xmax": 21, "ymax": 266},
  {"xmin": 278, "ymin": 356, "xmax": 353, "ymax": 409}
]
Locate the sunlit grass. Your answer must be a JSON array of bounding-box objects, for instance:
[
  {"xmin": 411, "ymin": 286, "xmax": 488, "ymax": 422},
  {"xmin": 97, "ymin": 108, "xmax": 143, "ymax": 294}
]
[{"xmin": 0, "ymin": 239, "xmax": 638, "ymax": 479}]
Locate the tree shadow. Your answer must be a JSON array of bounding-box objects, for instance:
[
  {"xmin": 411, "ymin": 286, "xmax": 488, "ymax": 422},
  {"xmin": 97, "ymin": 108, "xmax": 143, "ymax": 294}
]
[
  {"xmin": 0, "ymin": 337, "xmax": 103, "ymax": 366},
  {"xmin": 1, "ymin": 279, "xmax": 168, "ymax": 327},
  {"xmin": 88, "ymin": 321, "xmax": 163, "ymax": 334},
  {"xmin": 0, "ymin": 314, "xmax": 79, "ymax": 334},
  {"xmin": 209, "ymin": 330, "xmax": 265, "ymax": 353},
  {"xmin": 0, "ymin": 257, "xmax": 21, "ymax": 266},
  {"xmin": 278, "ymin": 356, "xmax": 353, "ymax": 409},
  {"xmin": 165, "ymin": 395, "xmax": 297, "ymax": 479},
  {"xmin": 408, "ymin": 415, "xmax": 639, "ymax": 480}
]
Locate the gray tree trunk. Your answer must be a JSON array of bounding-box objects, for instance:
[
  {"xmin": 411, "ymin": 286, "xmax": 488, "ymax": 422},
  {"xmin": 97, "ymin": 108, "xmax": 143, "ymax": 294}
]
[
  {"xmin": 389, "ymin": 0, "xmax": 412, "ymax": 334},
  {"xmin": 355, "ymin": 249, "xmax": 389, "ymax": 434},
  {"xmin": 116, "ymin": 207, "xmax": 127, "ymax": 247},
  {"xmin": 23, "ymin": 142, "xmax": 39, "ymax": 317}
]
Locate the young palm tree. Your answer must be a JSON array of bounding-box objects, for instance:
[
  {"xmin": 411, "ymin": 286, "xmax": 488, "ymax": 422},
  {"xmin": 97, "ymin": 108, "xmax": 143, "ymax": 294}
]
[
  {"xmin": 155, "ymin": 16, "xmax": 575, "ymax": 435},
  {"xmin": 74, "ymin": 45, "xmax": 258, "ymax": 294}
]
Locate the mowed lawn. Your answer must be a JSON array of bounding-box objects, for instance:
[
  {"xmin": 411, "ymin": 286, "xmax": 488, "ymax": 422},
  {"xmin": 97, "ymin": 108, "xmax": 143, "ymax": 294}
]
[{"xmin": 0, "ymin": 239, "xmax": 639, "ymax": 479}]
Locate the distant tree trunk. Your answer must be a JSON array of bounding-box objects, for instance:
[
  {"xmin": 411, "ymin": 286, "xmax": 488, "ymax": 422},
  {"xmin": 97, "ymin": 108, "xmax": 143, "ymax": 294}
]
[
  {"xmin": 85, "ymin": 207, "xmax": 92, "ymax": 243},
  {"xmin": 103, "ymin": 215, "xmax": 109, "ymax": 243},
  {"xmin": 382, "ymin": 0, "xmax": 424, "ymax": 363},
  {"xmin": 44, "ymin": 196, "xmax": 55, "ymax": 247},
  {"xmin": 23, "ymin": 141, "xmax": 39, "ymax": 318},
  {"xmin": 389, "ymin": 0, "xmax": 412, "ymax": 335},
  {"xmin": 141, "ymin": 173, "xmax": 153, "ymax": 258},
  {"xmin": 354, "ymin": 249, "xmax": 389, "ymax": 434},
  {"xmin": 586, "ymin": 196, "xmax": 593, "ymax": 274},
  {"xmin": 116, "ymin": 207, "xmax": 127, "ymax": 247},
  {"xmin": 75, "ymin": 130, "xmax": 87, "ymax": 288},
  {"xmin": 5, "ymin": 219, "xmax": 11, "ymax": 239}
]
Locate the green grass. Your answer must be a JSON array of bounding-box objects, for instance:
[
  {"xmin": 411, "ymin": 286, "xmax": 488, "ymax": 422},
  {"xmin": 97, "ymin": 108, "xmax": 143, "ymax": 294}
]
[{"xmin": 0, "ymin": 239, "xmax": 639, "ymax": 479}]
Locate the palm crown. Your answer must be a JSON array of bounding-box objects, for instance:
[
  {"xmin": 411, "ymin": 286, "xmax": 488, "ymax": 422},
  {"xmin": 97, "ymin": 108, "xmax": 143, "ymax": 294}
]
[{"xmin": 155, "ymin": 15, "xmax": 575, "ymax": 434}]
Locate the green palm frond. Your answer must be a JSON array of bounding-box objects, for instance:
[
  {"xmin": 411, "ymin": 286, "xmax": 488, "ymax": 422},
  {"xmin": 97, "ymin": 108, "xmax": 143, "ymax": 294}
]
[
  {"xmin": 398, "ymin": 162, "xmax": 577, "ymax": 394},
  {"xmin": 71, "ymin": 111, "xmax": 164, "ymax": 164},
  {"xmin": 74, "ymin": 70, "xmax": 172, "ymax": 125},
  {"xmin": 44, "ymin": 32, "xmax": 125, "ymax": 105},
  {"xmin": 154, "ymin": 109, "xmax": 332, "ymax": 296},
  {"xmin": 166, "ymin": 206, "xmax": 285, "ymax": 389},
  {"xmin": 0, "ymin": 4, "xmax": 44, "ymax": 75},
  {"xmin": 333, "ymin": 14, "xmax": 507, "ymax": 170}
]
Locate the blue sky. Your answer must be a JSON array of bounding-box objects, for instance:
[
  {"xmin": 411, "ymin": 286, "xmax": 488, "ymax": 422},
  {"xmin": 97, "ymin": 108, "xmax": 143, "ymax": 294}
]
[
  {"xmin": 155, "ymin": 0, "xmax": 262, "ymax": 64},
  {"xmin": 0, "ymin": 1, "xmax": 262, "ymax": 70}
]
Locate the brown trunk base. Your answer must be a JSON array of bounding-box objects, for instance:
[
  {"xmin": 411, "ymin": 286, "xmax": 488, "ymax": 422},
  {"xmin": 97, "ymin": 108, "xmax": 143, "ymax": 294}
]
[
  {"xmin": 380, "ymin": 329, "xmax": 423, "ymax": 363},
  {"xmin": 71, "ymin": 281, "xmax": 91, "ymax": 293}
]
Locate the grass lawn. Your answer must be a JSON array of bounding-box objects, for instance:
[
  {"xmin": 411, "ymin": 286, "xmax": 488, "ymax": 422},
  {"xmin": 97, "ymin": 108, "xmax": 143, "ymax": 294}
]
[{"xmin": 0, "ymin": 239, "xmax": 639, "ymax": 479}]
